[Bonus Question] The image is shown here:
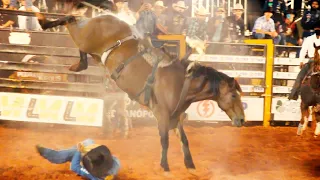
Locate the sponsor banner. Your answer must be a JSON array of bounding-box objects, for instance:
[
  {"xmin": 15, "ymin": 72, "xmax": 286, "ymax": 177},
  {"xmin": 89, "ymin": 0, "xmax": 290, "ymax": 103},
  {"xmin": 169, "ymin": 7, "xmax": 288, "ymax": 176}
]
[
  {"xmin": 273, "ymin": 86, "xmax": 292, "ymax": 94},
  {"xmin": 271, "ymin": 97, "xmax": 306, "ymax": 121},
  {"xmin": 273, "ymin": 72, "xmax": 298, "ymax": 80},
  {"xmin": 0, "ymin": 92, "xmax": 104, "ymax": 126},
  {"xmin": 274, "ymin": 58, "xmax": 307, "ymax": 65},
  {"xmin": 185, "ymin": 97, "xmax": 264, "ymax": 121},
  {"xmin": 189, "ymin": 54, "xmax": 266, "ymax": 64},
  {"xmin": 105, "ymin": 93, "xmax": 155, "ymax": 120}
]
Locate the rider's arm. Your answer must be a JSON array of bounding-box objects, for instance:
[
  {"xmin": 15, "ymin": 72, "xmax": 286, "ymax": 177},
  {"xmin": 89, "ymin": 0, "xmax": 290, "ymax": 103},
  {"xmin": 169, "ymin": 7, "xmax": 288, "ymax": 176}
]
[{"xmin": 299, "ymin": 37, "xmax": 309, "ymax": 63}]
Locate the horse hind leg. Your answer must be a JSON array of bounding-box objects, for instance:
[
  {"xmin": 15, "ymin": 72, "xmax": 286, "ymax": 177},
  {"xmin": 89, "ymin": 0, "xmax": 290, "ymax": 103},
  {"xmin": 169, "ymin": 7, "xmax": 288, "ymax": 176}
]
[
  {"xmin": 174, "ymin": 122, "xmax": 196, "ymax": 172},
  {"xmin": 69, "ymin": 50, "xmax": 88, "ymax": 72}
]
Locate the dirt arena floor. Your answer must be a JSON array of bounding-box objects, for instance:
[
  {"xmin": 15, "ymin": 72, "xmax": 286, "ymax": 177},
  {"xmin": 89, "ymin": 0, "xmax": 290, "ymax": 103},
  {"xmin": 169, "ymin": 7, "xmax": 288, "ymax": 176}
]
[{"xmin": 1, "ymin": 121, "xmax": 320, "ymax": 180}]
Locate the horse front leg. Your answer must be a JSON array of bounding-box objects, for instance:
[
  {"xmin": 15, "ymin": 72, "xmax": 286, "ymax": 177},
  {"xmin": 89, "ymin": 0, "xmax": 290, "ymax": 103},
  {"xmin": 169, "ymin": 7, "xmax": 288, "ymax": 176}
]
[
  {"xmin": 154, "ymin": 115, "xmax": 170, "ymax": 173},
  {"xmin": 313, "ymin": 105, "xmax": 320, "ymax": 137},
  {"xmin": 36, "ymin": 13, "xmax": 75, "ymax": 30},
  {"xmin": 69, "ymin": 50, "xmax": 88, "ymax": 72},
  {"xmin": 297, "ymin": 103, "xmax": 309, "ymax": 136},
  {"xmin": 174, "ymin": 122, "xmax": 196, "ymax": 172}
]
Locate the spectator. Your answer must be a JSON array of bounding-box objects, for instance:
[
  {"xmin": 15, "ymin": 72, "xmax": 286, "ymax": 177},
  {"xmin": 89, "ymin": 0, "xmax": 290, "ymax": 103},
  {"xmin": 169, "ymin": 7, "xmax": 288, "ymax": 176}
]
[
  {"xmin": 10, "ymin": 0, "xmax": 33, "ymax": 10},
  {"xmin": 301, "ymin": 0, "xmax": 320, "ymax": 39},
  {"xmin": 152, "ymin": 0, "xmax": 168, "ymax": 35},
  {"xmin": 186, "ymin": 7, "xmax": 209, "ymax": 41},
  {"xmin": 165, "ymin": 0, "xmax": 188, "ymax": 35},
  {"xmin": 207, "ymin": 7, "xmax": 226, "ymax": 42},
  {"xmin": 252, "ymin": 8, "xmax": 281, "ymax": 44},
  {"xmin": 263, "ymin": 0, "xmax": 287, "ymax": 25},
  {"xmin": 0, "ymin": 0, "xmax": 18, "ymax": 28},
  {"xmin": 115, "ymin": 0, "xmax": 136, "ymax": 25},
  {"xmin": 222, "ymin": 3, "xmax": 245, "ymax": 43},
  {"xmin": 278, "ymin": 9, "xmax": 302, "ymax": 46},
  {"xmin": 18, "ymin": 0, "xmax": 42, "ymax": 31},
  {"xmin": 135, "ymin": 0, "xmax": 157, "ymax": 35}
]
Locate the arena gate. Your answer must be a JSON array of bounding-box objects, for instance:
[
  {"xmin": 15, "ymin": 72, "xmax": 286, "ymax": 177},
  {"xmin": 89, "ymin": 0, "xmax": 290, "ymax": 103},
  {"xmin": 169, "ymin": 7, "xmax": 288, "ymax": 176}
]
[{"xmin": 0, "ymin": 25, "xmax": 106, "ymax": 127}]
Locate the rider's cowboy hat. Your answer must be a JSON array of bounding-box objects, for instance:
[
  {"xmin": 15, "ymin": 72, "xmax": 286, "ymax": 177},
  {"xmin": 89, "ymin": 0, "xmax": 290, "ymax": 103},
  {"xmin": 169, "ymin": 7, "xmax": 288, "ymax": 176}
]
[
  {"xmin": 195, "ymin": 7, "xmax": 210, "ymax": 16},
  {"xmin": 233, "ymin": 3, "xmax": 244, "ymax": 11},
  {"xmin": 154, "ymin": 1, "xmax": 167, "ymax": 8},
  {"xmin": 172, "ymin": 1, "xmax": 188, "ymax": 9},
  {"xmin": 82, "ymin": 145, "xmax": 114, "ymax": 178}
]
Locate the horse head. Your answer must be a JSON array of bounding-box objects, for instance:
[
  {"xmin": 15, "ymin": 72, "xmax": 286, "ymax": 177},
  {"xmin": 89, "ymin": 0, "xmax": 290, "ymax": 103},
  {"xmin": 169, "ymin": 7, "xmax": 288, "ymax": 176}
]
[{"xmin": 190, "ymin": 64, "xmax": 245, "ymax": 127}]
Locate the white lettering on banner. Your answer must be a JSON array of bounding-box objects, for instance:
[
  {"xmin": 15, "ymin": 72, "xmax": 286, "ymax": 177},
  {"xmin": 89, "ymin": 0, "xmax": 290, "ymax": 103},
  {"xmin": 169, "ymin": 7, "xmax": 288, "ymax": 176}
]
[
  {"xmin": 189, "ymin": 54, "xmax": 266, "ymax": 64},
  {"xmin": 186, "ymin": 97, "xmax": 264, "ymax": 121},
  {"xmin": 240, "ymin": 85, "xmax": 264, "ymax": 93},
  {"xmin": 271, "ymin": 98, "xmax": 304, "ymax": 121},
  {"xmin": 273, "ymin": 86, "xmax": 292, "ymax": 94},
  {"xmin": 0, "ymin": 92, "xmax": 104, "ymax": 126},
  {"xmin": 221, "ymin": 70, "xmax": 265, "ymax": 78},
  {"xmin": 273, "ymin": 72, "xmax": 298, "ymax": 79},
  {"xmin": 274, "ymin": 58, "xmax": 306, "ymax": 65}
]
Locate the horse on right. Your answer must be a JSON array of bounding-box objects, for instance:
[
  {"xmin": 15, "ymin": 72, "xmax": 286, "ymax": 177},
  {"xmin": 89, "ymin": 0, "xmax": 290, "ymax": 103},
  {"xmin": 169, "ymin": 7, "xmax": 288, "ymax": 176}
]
[{"xmin": 297, "ymin": 43, "xmax": 320, "ymax": 137}]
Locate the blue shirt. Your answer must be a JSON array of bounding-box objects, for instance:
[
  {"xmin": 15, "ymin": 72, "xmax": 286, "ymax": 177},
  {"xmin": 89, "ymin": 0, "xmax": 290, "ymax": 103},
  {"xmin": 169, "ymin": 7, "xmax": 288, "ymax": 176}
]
[
  {"xmin": 71, "ymin": 151, "xmax": 121, "ymax": 180},
  {"xmin": 252, "ymin": 16, "xmax": 275, "ymax": 33}
]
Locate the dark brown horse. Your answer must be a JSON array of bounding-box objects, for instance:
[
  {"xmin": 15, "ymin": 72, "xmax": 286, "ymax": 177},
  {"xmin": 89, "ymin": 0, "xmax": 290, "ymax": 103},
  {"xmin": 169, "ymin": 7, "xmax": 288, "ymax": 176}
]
[
  {"xmin": 297, "ymin": 43, "xmax": 320, "ymax": 137},
  {"xmin": 35, "ymin": 3, "xmax": 245, "ymax": 173}
]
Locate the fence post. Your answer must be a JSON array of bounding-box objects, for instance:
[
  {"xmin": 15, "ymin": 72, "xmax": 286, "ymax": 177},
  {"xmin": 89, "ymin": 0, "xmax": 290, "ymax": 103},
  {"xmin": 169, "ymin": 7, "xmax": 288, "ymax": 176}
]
[
  {"xmin": 157, "ymin": 35, "xmax": 186, "ymax": 60},
  {"xmin": 244, "ymin": 39, "xmax": 274, "ymax": 127}
]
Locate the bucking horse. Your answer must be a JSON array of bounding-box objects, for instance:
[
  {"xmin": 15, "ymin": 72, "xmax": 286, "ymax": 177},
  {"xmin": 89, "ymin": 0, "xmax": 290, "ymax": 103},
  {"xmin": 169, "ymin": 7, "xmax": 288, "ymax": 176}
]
[{"xmin": 35, "ymin": 0, "xmax": 245, "ymax": 174}]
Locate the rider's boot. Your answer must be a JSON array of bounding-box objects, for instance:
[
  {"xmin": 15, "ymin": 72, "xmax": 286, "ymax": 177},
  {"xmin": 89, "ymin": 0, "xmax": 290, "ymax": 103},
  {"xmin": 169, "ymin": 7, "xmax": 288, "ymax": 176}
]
[
  {"xmin": 288, "ymin": 83, "xmax": 300, "ymax": 100},
  {"xmin": 288, "ymin": 63, "xmax": 311, "ymax": 100},
  {"xmin": 69, "ymin": 50, "xmax": 88, "ymax": 72}
]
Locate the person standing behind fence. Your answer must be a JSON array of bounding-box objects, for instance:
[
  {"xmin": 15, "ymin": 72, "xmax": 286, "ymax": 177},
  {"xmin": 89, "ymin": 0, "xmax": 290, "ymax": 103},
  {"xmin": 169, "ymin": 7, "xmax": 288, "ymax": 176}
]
[
  {"xmin": 9, "ymin": 0, "xmax": 32, "ymax": 10},
  {"xmin": 186, "ymin": 7, "xmax": 209, "ymax": 41},
  {"xmin": 278, "ymin": 9, "xmax": 301, "ymax": 46},
  {"xmin": 263, "ymin": 0, "xmax": 287, "ymax": 26},
  {"xmin": 301, "ymin": 0, "xmax": 320, "ymax": 39},
  {"xmin": 207, "ymin": 7, "xmax": 226, "ymax": 42},
  {"xmin": 0, "ymin": 0, "xmax": 18, "ymax": 28},
  {"xmin": 165, "ymin": 0, "xmax": 188, "ymax": 35},
  {"xmin": 252, "ymin": 8, "xmax": 281, "ymax": 44},
  {"xmin": 18, "ymin": 0, "xmax": 42, "ymax": 31},
  {"xmin": 221, "ymin": 3, "xmax": 245, "ymax": 43}
]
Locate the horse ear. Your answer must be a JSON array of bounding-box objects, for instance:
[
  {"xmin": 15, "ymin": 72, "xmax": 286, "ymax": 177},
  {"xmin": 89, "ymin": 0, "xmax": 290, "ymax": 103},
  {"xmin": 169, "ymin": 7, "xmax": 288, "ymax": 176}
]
[{"xmin": 314, "ymin": 43, "xmax": 317, "ymax": 49}]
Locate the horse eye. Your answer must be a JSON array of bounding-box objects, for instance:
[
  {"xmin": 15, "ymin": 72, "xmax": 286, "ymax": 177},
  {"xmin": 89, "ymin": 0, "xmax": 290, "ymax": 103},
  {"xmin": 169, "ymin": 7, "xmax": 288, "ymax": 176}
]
[{"xmin": 232, "ymin": 94, "xmax": 236, "ymax": 98}]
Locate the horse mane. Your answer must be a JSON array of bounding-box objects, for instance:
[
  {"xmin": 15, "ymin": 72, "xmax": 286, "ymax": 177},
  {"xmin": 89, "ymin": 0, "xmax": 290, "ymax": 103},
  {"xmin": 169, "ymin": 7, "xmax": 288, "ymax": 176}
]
[{"xmin": 191, "ymin": 64, "xmax": 242, "ymax": 95}]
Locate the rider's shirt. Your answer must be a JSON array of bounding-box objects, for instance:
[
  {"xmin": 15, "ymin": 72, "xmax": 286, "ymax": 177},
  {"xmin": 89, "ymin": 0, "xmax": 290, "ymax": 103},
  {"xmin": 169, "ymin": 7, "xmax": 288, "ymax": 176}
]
[{"xmin": 299, "ymin": 34, "xmax": 320, "ymax": 63}]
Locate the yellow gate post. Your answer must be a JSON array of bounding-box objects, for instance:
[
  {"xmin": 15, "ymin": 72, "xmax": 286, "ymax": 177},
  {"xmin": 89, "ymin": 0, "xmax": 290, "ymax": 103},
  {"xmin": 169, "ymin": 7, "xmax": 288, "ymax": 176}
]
[
  {"xmin": 244, "ymin": 39, "xmax": 274, "ymax": 127},
  {"xmin": 157, "ymin": 35, "xmax": 186, "ymax": 60}
]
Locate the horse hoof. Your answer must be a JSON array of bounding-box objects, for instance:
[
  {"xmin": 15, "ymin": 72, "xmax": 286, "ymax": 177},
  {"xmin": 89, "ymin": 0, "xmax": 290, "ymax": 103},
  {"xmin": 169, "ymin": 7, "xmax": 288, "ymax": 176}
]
[
  {"xmin": 188, "ymin": 168, "xmax": 198, "ymax": 176},
  {"xmin": 163, "ymin": 171, "xmax": 173, "ymax": 177},
  {"xmin": 69, "ymin": 62, "xmax": 88, "ymax": 72}
]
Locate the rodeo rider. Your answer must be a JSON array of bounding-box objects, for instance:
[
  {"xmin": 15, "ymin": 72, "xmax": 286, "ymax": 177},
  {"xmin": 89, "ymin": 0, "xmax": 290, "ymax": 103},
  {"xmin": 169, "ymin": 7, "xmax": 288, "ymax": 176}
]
[
  {"xmin": 36, "ymin": 139, "xmax": 120, "ymax": 180},
  {"xmin": 289, "ymin": 21, "xmax": 320, "ymax": 100}
]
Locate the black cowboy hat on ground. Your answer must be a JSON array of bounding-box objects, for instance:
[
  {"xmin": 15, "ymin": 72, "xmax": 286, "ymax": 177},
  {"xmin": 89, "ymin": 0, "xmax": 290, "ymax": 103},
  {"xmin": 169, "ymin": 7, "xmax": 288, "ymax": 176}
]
[{"xmin": 82, "ymin": 145, "xmax": 114, "ymax": 178}]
